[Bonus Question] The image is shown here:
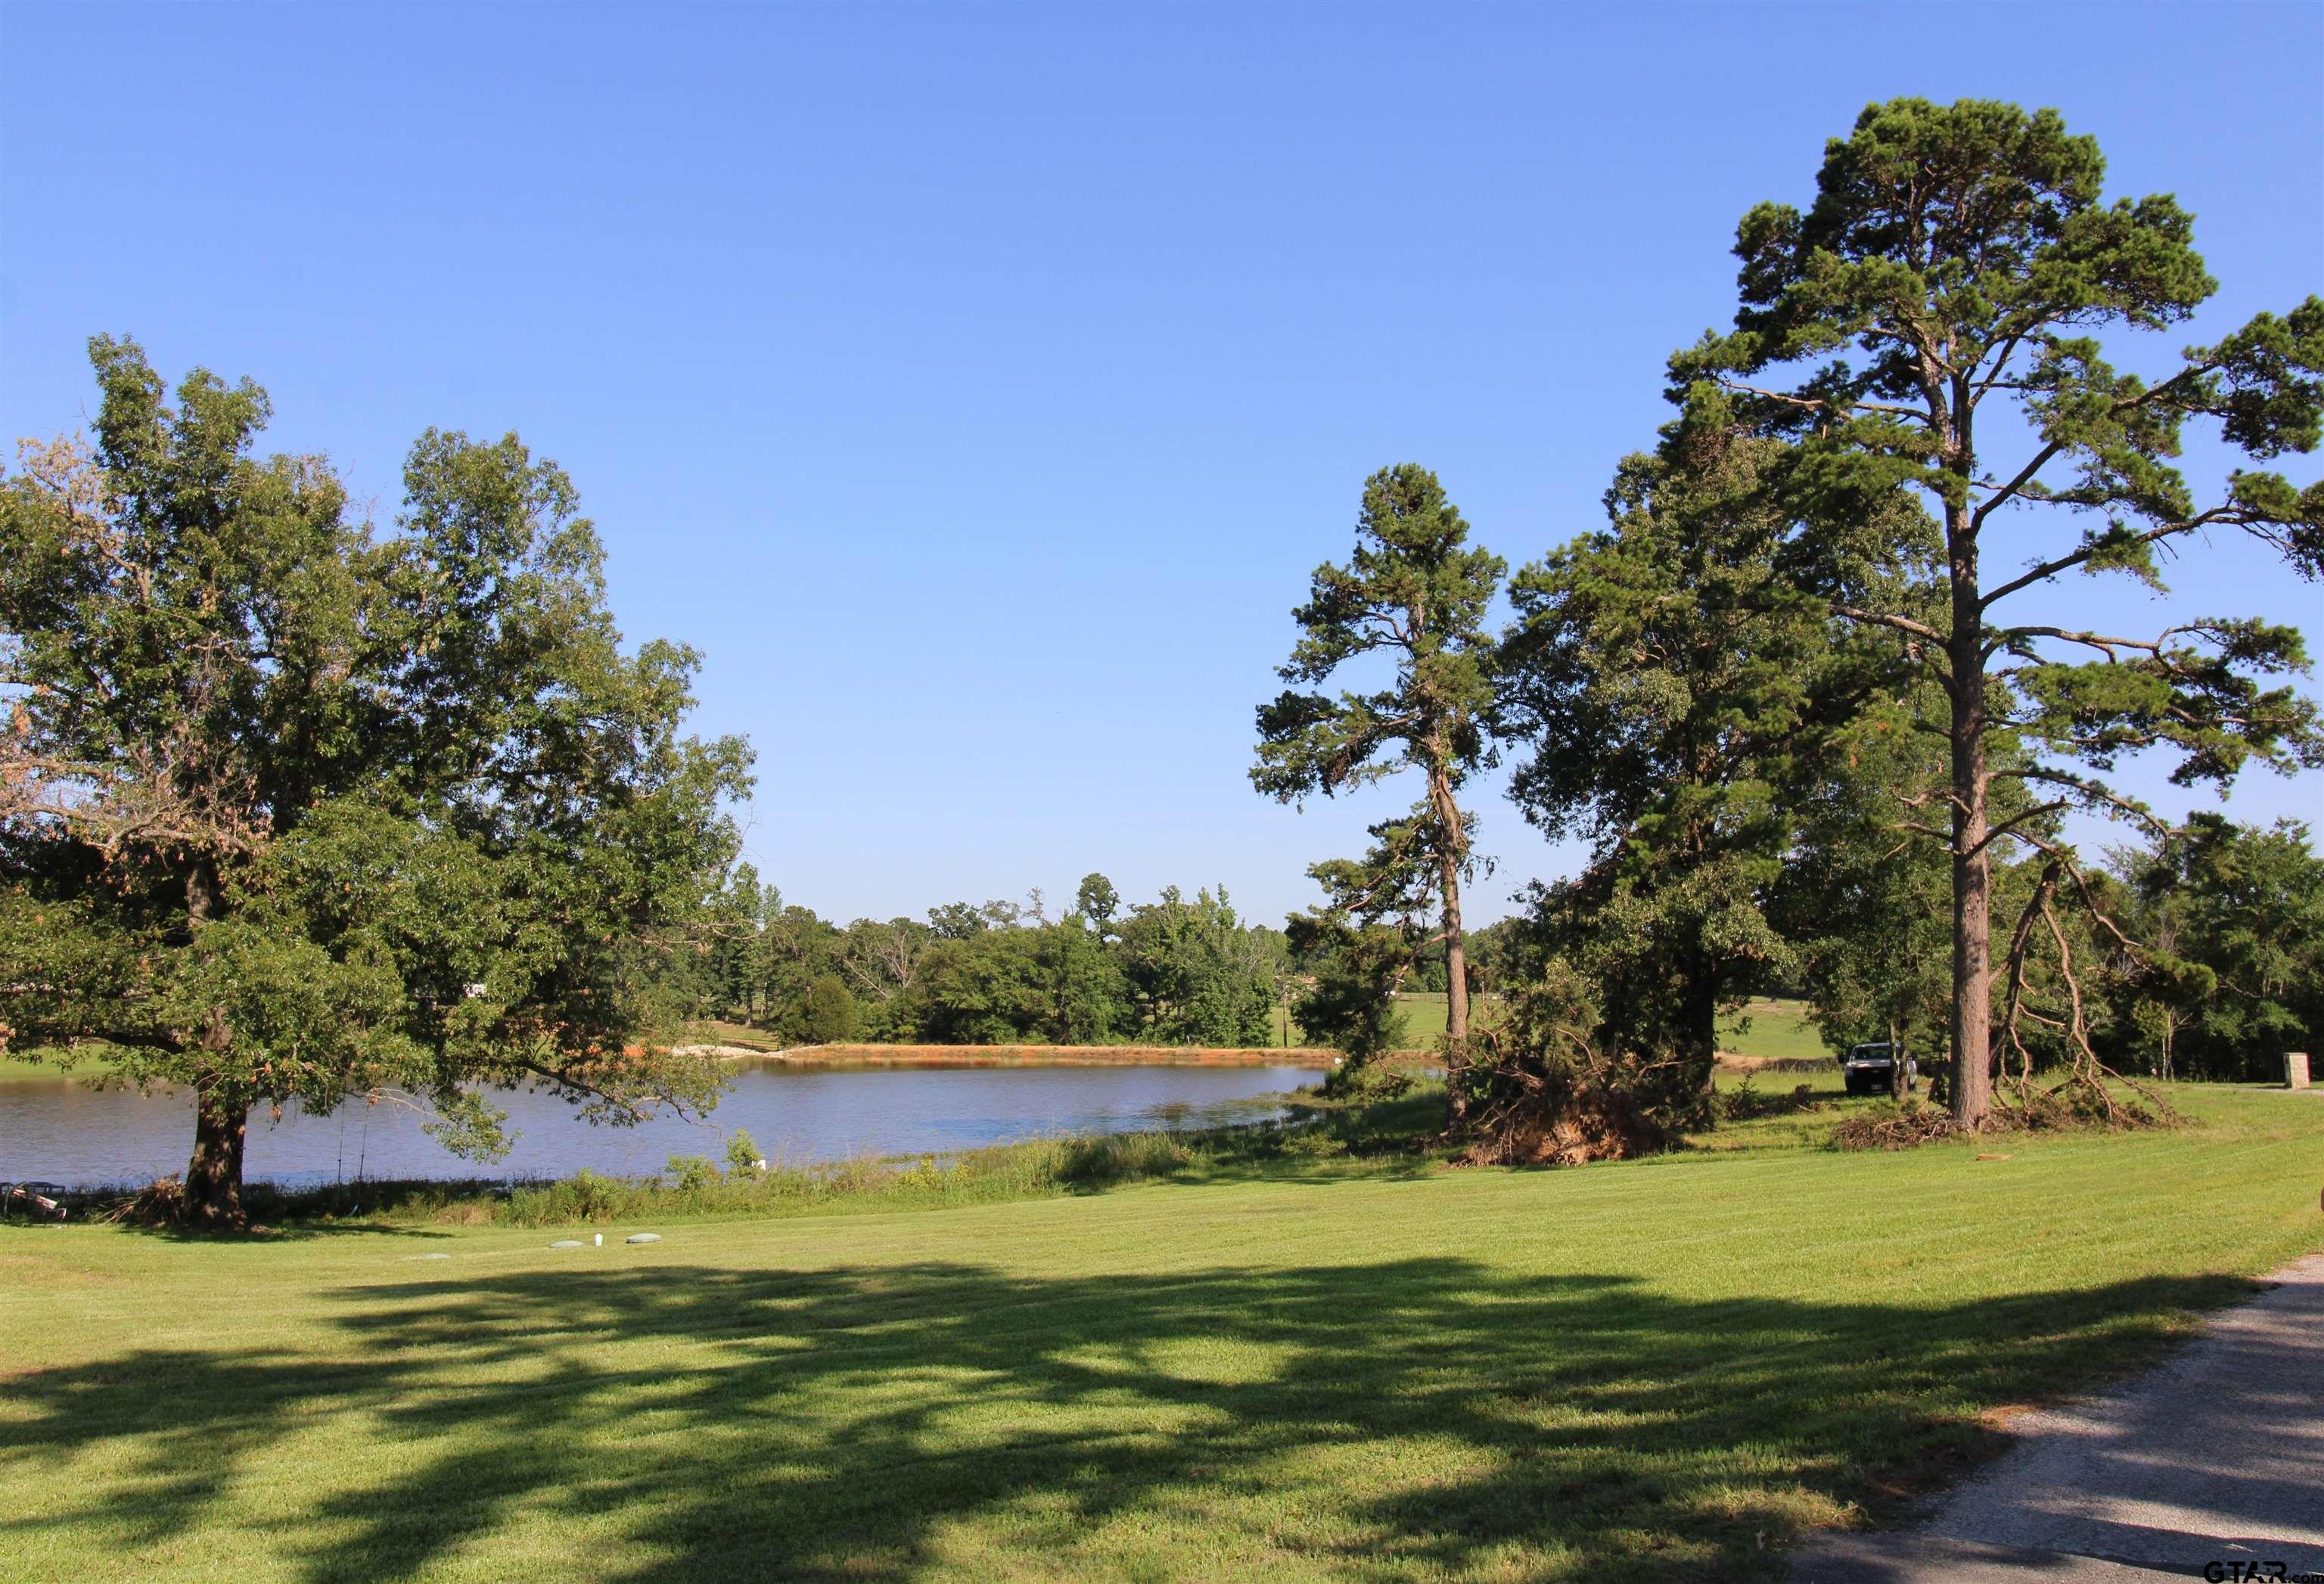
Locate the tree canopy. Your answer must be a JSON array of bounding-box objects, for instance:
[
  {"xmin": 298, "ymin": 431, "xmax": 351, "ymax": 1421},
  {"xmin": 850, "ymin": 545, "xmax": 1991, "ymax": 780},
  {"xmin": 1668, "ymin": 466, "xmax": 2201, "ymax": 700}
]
[
  {"xmin": 1670, "ymin": 98, "xmax": 2324, "ymax": 1124},
  {"xmin": 1254, "ymin": 463, "xmax": 1505, "ymax": 1126},
  {"xmin": 0, "ymin": 337, "xmax": 753, "ymax": 1222}
]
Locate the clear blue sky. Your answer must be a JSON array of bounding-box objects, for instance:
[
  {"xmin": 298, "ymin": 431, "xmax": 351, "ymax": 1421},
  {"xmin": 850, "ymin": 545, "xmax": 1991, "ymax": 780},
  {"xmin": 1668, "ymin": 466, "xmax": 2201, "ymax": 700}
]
[{"xmin": 4, "ymin": 3, "xmax": 2319, "ymax": 927}]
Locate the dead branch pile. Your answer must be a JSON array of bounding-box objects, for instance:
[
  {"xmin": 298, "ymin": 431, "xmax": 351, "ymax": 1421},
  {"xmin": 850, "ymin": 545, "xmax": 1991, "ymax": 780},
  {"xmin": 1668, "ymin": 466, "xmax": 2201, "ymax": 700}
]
[
  {"xmin": 97, "ymin": 1176, "xmax": 185, "ymax": 1225},
  {"xmin": 1993, "ymin": 856, "xmax": 2180, "ymax": 1129},
  {"xmin": 1832, "ymin": 1101, "xmax": 1961, "ymax": 1151},
  {"xmin": 1835, "ymin": 1082, "xmax": 2171, "ymax": 1151}
]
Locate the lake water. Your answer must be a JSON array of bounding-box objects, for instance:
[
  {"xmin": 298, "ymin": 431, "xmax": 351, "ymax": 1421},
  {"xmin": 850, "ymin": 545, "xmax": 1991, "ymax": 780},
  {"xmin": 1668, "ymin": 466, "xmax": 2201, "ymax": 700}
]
[{"xmin": 0, "ymin": 1061, "xmax": 1319, "ymax": 1189}]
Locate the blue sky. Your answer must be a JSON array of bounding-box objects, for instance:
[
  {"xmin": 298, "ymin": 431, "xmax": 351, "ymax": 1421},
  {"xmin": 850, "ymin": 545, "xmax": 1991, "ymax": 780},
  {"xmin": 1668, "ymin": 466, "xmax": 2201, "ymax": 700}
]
[{"xmin": 4, "ymin": 2, "xmax": 2319, "ymax": 927}]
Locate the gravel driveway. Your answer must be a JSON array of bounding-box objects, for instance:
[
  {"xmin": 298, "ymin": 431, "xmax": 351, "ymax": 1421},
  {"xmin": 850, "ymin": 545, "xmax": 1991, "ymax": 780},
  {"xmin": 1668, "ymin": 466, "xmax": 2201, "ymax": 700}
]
[{"xmin": 1791, "ymin": 1250, "xmax": 2324, "ymax": 1582}]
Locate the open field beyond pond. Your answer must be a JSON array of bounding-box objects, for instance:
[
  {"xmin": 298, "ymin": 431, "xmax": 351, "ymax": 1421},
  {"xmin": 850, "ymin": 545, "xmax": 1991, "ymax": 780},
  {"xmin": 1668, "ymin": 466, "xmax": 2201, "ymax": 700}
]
[
  {"xmin": 3, "ymin": 995, "xmax": 1830, "ymax": 1086},
  {"xmin": 4, "ymin": 1083, "xmax": 2319, "ymax": 1583}
]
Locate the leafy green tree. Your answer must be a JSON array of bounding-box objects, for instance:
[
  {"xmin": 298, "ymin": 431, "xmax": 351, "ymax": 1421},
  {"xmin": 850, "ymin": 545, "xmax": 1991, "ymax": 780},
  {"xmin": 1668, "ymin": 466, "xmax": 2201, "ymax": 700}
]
[
  {"xmin": 924, "ymin": 901, "xmax": 990, "ymax": 938},
  {"xmin": 835, "ymin": 915, "xmax": 931, "ymax": 1038},
  {"xmin": 1781, "ymin": 686, "xmax": 1963, "ymax": 1097},
  {"xmin": 2099, "ymin": 852, "xmax": 2206, "ymax": 1082},
  {"xmin": 1284, "ymin": 912, "xmax": 1410, "ymax": 1089},
  {"xmin": 722, "ymin": 1127, "xmax": 764, "ymax": 1176},
  {"xmin": 758, "ymin": 901, "xmax": 842, "ymax": 1039},
  {"xmin": 2117, "ymin": 816, "xmax": 2322, "ymax": 1081},
  {"xmin": 1074, "ymin": 872, "xmax": 1121, "ymax": 938},
  {"xmin": 800, "ymin": 975, "xmax": 861, "ymax": 1045},
  {"xmin": 1115, "ymin": 887, "xmax": 1274, "ymax": 1046},
  {"xmin": 1254, "ymin": 464, "xmax": 1505, "ymax": 1128},
  {"xmin": 695, "ymin": 863, "xmax": 766, "ymax": 1020},
  {"xmin": 915, "ymin": 927, "xmax": 1045, "ymax": 1044},
  {"xmin": 1031, "ymin": 920, "xmax": 1130, "ymax": 1044},
  {"xmin": 1497, "ymin": 402, "xmax": 1845, "ymax": 1117},
  {"xmin": 0, "ymin": 337, "xmax": 753, "ymax": 1223},
  {"xmin": 1673, "ymin": 98, "xmax": 2324, "ymax": 1126}
]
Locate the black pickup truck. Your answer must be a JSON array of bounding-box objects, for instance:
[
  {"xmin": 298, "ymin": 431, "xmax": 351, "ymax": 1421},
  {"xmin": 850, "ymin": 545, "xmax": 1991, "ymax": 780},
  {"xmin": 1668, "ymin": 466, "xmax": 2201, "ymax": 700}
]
[{"xmin": 1838, "ymin": 1042, "xmax": 1918, "ymax": 1097}]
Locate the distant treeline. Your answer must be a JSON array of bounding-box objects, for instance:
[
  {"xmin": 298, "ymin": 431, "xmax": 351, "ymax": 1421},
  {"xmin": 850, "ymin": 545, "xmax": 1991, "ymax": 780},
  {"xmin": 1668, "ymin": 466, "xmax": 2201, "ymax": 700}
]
[{"xmin": 673, "ymin": 871, "xmax": 1527, "ymax": 1048}]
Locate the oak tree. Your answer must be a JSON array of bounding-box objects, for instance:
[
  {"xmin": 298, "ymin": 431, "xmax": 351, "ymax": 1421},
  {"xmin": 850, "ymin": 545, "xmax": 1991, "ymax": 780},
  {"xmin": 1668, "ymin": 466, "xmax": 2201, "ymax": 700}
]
[{"xmin": 0, "ymin": 337, "xmax": 753, "ymax": 1222}]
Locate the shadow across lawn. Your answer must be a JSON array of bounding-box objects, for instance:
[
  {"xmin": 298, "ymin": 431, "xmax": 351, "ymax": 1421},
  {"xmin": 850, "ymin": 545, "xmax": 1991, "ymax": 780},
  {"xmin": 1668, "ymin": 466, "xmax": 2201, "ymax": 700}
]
[{"xmin": 0, "ymin": 1254, "xmax": 2259, "ymax": 1582}]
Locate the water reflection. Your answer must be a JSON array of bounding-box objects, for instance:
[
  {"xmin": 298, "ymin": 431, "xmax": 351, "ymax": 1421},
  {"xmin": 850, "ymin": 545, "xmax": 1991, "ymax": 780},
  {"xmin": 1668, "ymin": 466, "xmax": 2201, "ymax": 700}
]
[{"xmin": 0, "ymin": 1061, "xmax": 1318, "ymax": 1189}]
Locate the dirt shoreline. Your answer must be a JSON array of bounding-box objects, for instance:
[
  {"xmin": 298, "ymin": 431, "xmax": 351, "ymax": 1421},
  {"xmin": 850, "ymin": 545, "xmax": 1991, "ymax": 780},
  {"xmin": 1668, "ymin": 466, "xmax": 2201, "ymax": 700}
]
[{"xmin": 675, "ymin": 1042, "xmax": 1348, "ymax": 1070}]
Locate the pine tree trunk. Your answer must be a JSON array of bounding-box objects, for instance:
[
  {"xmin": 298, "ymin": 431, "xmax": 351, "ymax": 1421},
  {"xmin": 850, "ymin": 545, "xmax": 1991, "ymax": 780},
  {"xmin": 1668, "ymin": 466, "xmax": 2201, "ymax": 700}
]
[
  {"xmin": 1432, "ymin": 766, "xmax": 1471, "ymax": 1135},
  {"xmin": 1440, "ymin": 853, "xmax": 1471, "ymax": 1134},
  {"xmin": 1947, "ymin": 508, "xmax": 1994, "ymax": 1130},
  {"xmin": 183, "ymin": 1080, "xmax": 248, "ymax": 1228},
  {"xmin": 1684, "ymin": 955, "xmax": 1719, "ymax": 1107}
]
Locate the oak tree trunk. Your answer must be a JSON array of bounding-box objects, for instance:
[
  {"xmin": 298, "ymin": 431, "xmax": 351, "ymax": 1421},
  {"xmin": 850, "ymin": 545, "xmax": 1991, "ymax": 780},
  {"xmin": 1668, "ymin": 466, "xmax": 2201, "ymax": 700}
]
[
  {"xmin": 180, "ymin": 859, "xmax": 251, "ymax": 1224},
  {"xmin": 183, "ymin": 1080, "xmax": 249, "ymax": 1228}
]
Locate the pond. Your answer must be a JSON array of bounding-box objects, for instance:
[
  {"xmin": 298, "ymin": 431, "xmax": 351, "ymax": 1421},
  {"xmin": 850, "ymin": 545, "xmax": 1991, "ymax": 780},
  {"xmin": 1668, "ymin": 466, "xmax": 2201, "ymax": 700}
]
[{"xmin": 0, "ymin": 1061, "xmax": 1320, "ymax": 1190}]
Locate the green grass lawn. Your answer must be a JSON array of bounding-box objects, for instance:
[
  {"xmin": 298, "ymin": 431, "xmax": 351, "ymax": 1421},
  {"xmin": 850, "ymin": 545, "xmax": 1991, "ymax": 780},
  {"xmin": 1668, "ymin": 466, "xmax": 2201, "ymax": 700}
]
[
  {"xmin": 1269, "ymin": 991, "xmax": 1493, "ymax": 1051},
  {"xmin": 0, "ymin": 1048, "xmax": 118, "ymax": 1086},
  {"xmin": 1717, "ymin": 997, "xmax": 1832, "ymax": 1064},
  {"xmin": 1263, "ymin": 991, "xmax": 1826, "ymax": 1058},
  {"xmin": 4, "ymin": 1086, "xmax": 2319, "ymax": 1582}
]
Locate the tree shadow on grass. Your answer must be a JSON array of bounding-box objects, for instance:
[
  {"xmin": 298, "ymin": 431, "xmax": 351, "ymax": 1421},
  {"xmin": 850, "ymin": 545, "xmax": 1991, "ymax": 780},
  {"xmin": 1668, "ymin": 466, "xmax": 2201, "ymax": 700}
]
[
  {"xmin": 99, "ymin": 1221, "xmax": 460, "ymax": 1243},
  {"xmin": 0, "ymin": 1256, "xmax": 2261, "ymax": 1582}
]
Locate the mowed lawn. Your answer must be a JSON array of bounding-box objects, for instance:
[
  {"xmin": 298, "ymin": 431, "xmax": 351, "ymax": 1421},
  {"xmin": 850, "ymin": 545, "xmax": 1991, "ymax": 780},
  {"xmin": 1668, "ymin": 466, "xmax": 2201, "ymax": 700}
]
[
  {"xmin": 4, "ymin": 1089, "xmax": 2320, "ymax": 1583},
  {"xmin": 1266, "ymin": 992, "xmax": 1831, "ymax": 1058},
  {"xmin": 1268, "ymin": 992, "xmax": 1498, "ymax": 1051},
  {"xmin": 1717, "ymin": 999, "xmax": 1831, "ymax": 1064}
]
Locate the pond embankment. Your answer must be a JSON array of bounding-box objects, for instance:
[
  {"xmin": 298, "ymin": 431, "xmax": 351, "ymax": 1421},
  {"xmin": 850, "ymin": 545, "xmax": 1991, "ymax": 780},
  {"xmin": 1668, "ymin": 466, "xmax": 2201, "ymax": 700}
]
[{"xmin": 676, "ymin": 1041, "xmax": 1347, "ymax": 1068}]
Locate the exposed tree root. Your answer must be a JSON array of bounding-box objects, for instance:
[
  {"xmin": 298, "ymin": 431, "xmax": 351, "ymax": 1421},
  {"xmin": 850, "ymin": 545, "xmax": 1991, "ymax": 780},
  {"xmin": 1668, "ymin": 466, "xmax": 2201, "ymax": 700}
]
[{"xmin": 1458, "ymin": 1079, "xmax": 1668, "ymax": 1166}]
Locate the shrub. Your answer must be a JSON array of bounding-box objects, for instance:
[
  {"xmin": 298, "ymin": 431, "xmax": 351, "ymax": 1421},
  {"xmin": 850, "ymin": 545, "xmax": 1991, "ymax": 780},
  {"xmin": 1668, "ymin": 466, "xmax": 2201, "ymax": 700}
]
[
  {"xmin": 508, "ymin": 1167, "xmax": 632, "ymax": 1225},
  {"xmin": 801, "ymin": 977, "xmax": 860, "ymax": 1044},
  {"xmin": 666, "ymin": 1154, "xmax": 719, "ymax": 1192},
  {"xmin": 724, "ymin": 1128, "xmax": 764, "ymax": 1176}
]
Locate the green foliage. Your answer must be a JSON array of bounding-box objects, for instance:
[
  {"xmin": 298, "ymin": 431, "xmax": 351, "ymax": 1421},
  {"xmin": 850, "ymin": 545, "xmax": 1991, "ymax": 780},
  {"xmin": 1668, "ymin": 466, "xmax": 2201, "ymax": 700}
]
[
  {"xmin": 1254, "ymin": 464, "xmax": 1507, "ymax": 1124},
  {"xmin": 508, "ymin": 1168, "xmax": 629, "ymax": 1225},
  {"xmin": 1779, "ymin": 685, "xmax": 1959, "ymax": 1074},
  {"xmin": 722, "ymin": 882, "xmax": 1292, "ymax": 1051},
  {"xmin": 0, "ymin": 337, "xmax": 753, "ymax": 1220},
  {"xmin": 1285, "ymin": 912, "xmax": 1410, "ymax": 1072},
  {"xmin": 722, "ymin": 1128, "xmax": 763, "ymax": 1176},
  {"xmin": 799, "ymin": 976, "xmax": 860, "ymax": 1045},
  {"xmin": 1114, "ymin": 886, "xmax": 1274, "ymax": 1046},
  {"xmin": 2111, "ymin": 816, "xmax": 2324, "ymax": 1081},
  {"xmin": 916, "ymin": 920, "xmax": 1128, "ymax": 1045},
  {"xmin": 664, "ymin": 1154, "xmax": 720, "ymax": 1193},
  {"xmin": 1497, "ymin": 400, "xmax": 1847, "ymax": 1108},
  {"xmin": 1662, "ymin": 98, "xmax": 2322, "ymax": 1120},
  {"xmin": 1073, "ymin": 872, "xmax": 1120, "ymax": 936}
]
